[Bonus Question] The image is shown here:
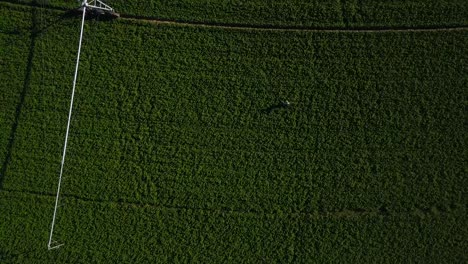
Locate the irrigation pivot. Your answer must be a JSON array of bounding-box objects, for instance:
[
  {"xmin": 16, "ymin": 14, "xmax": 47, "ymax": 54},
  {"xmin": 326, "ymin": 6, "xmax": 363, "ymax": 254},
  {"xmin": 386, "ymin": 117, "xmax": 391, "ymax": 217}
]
[
  {"xmin": 73, "ymin": 0, "xmax": 120, "ymax": 19},
  {"xmin": 47, "ymin": 0, "xmax": 118, "ymax": 251}
]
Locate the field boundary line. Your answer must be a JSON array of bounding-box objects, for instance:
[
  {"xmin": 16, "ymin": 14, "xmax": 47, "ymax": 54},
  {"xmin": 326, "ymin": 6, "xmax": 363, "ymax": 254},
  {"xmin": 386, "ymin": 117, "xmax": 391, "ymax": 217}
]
[{"xmin": 1, "ymin": 1, "xmax": 468, "ymax": 33}]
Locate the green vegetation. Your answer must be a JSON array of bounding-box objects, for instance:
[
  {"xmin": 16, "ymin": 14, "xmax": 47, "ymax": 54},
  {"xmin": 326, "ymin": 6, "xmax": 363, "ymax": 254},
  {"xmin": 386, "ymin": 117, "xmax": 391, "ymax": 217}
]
[
  {"xmin": 1, "ymin": 192, "xmax": 466, "ymax": 262},
  {"xmin": 9, "ymin": 0, "xmax": 468, "ymax": 28},
  {"xmin": 1, "ymin": 2, "xmax": 467, "ymax": 262}
]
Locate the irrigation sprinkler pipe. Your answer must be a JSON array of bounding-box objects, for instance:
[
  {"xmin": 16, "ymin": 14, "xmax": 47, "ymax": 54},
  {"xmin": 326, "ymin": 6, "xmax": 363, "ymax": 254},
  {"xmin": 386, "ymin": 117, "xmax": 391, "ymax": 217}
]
[{"xmin": 48, "ymin": 4, "xmax": 87, "ymax": 250}]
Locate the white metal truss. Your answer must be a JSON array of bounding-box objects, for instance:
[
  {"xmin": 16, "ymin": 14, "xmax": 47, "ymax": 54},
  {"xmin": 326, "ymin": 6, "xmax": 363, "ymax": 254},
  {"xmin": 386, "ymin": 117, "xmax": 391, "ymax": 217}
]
[
  {"xmin": 84, "ymin": 0, "xmax": 114, "ymax": 12},
  {"xmin": 48, "ymin": 0, "xmax": 115, "ymax": 250}
]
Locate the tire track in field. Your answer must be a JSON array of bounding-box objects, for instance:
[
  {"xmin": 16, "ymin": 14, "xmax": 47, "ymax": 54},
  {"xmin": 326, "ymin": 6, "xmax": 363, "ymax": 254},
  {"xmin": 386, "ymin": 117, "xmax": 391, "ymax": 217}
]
[
  {"xmin": 1, "ymin": 1, "xmax": 468, "ymax": 33},
  {"xmin": 3, "ymin": 188, "xmax": 453, "ymax": 219},
  {"xmin": 3, "ymin": 188, "xmax": 380, "ymax": 218},
  {"xmin": 120, "ymin": 14, "xmax": 468, "ymax": 33}
]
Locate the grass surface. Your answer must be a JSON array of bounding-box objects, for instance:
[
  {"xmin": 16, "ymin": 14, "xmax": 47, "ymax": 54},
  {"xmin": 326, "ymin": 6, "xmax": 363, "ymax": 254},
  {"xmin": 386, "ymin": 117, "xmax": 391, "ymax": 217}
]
[{"xmin": 0, "ymin": 2, "xmax": 467, "ymax": 262}]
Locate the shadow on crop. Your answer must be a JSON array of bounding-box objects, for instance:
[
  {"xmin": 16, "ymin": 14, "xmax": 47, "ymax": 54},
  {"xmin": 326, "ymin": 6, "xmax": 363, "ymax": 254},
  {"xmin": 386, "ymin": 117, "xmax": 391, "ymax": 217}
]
[
  {"xmin": 0, "ymin": 1, "xmax": 117, "ymax": 190},
  {"xmin": 61, "ymin": 4, "xmax": 120, "ymax": 22},
  {"xmin": 0, "ymin": 6, "xmax": 40, "ymax": 190},
  {"xmin": 0, "ymin": 2, "xmax": 78, "ymax": 190}
]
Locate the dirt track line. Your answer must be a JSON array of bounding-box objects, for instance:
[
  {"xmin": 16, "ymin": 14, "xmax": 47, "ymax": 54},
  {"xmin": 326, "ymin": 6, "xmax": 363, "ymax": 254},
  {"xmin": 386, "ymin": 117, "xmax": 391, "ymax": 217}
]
[
  {"xmin": 2, "ymin": 1, "xmax": 468, "ymax": 33},
  {"xmin": 120, "ymin": 15, "xmax": 468, "ymax": 33},
  {"xmin": 3, "ymin": 188, "xmax": 391, "ymax": 219}
]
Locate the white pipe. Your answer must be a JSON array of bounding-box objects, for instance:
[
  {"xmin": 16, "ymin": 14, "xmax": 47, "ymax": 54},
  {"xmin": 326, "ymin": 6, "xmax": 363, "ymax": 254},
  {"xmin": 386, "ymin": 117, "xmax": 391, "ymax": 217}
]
[{"xmin": 48, "ymin": 5, "xmax": 87, "ymax": 250}]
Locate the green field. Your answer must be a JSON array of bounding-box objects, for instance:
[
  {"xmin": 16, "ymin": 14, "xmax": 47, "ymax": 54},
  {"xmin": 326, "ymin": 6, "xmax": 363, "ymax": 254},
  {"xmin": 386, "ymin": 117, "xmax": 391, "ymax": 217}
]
[
  {"xmin": 0, "ymin": 1, "xmax": 467, "ymax": 262},
  {"xmin": 8, "ymin": 0, "xmax": 468, "ymax": 28}
]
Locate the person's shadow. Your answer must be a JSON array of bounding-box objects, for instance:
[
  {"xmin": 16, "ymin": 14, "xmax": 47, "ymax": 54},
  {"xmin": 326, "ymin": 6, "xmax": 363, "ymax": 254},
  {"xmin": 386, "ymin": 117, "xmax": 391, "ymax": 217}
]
[{"xmin": 262, "ymin": 101, "xmax": 291, "ymax": 114}]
